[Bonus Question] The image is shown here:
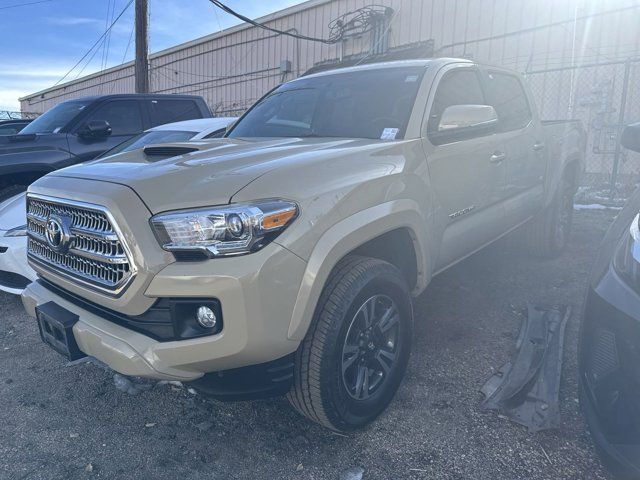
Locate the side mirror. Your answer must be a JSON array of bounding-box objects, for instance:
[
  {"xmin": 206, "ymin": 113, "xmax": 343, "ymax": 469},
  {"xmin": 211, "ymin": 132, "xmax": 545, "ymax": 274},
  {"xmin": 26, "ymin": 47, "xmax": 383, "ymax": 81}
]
[
  {"xmin": 621, "ymin": 123, "xmax": 640, "ymax": 153},
  {"xmin": 430, "ymin": 104, "xmax": 498, "ymax": 145},
  {"xmin": 225, "ymin": 121, "xmax": 237, "ymax": 135},
  {"xmin": 78, "ymin": 120, "xmax": 112, "ymax": 139}
]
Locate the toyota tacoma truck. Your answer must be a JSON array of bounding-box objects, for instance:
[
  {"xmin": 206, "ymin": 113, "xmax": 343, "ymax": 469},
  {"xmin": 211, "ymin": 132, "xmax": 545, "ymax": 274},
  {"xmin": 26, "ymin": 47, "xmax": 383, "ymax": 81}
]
[{"xmin": 21, "ymin": 59, "xmax": 585, "ymax": 431}]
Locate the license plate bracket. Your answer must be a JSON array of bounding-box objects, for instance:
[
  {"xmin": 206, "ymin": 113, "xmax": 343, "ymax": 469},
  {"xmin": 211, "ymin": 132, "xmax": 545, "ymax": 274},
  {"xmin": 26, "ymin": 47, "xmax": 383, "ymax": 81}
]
[{"xmin": 35, "ymin": 302, "xmax": 86, "ymax": 361}]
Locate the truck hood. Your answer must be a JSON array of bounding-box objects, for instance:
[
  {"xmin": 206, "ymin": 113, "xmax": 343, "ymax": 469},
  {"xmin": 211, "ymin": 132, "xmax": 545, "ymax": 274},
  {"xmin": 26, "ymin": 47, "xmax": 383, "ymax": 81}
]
[
  {"xmin": 0, "ymin": 133, "xmax": 73, "ymax": 170},
  {"xmin": 0, "ymin": 133, "xmax": 59, "ymax": 151},
  {"xmin": 49, "ymin": 137, "xmax": 394, "ymax": 213}
]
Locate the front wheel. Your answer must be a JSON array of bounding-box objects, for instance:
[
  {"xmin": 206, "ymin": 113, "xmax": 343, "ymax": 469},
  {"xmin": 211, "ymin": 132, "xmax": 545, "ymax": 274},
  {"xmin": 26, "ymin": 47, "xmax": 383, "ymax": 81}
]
[{"xmin": 287, "ymin": 256, "xmax": 413, "ymax": 431}]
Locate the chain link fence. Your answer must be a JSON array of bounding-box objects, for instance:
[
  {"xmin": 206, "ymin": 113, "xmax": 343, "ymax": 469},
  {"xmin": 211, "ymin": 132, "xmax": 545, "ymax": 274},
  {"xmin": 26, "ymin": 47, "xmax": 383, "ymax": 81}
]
[
  {"xmin": 525, "ymin": 58, "xmax": 640, "ymax": 202},
  {"xmin": 210, "ymin": 98, "xmax": 258, "ymax": 118},
  {"xmin": 0, "ymin": 111, "xmax": 39, "ymax": 120}
]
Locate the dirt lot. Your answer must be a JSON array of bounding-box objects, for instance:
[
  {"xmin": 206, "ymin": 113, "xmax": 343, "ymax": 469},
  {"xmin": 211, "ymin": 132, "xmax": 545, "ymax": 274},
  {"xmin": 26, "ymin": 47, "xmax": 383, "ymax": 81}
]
[{"xmin": 0, "ymin": 209, "xmax": 618, "ymax": 480}]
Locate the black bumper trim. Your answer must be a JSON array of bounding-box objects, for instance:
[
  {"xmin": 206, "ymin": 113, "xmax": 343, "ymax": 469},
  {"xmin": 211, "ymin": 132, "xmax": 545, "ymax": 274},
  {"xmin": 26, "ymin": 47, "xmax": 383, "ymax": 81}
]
[
  {"xmin": 0, "ymin": 270, "xmax": 32, "ymax": 290},
  {"xmin": 37, "ymin": 279, "xmax": 222, "ymax": 342},
  {"xmin": 187, "ymin": 353, "xmax": 295, "ymax": 401}
]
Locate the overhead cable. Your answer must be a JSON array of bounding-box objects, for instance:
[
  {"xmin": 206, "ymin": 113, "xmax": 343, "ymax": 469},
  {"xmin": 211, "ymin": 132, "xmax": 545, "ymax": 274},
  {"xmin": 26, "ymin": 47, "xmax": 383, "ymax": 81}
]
[
  {"xmin": 207, "ymin": 0, "xmax": 339, "ymax": 44},
  {"xmin": 54, "ymin": 0, "xmax": 133, "ymax": 86}
]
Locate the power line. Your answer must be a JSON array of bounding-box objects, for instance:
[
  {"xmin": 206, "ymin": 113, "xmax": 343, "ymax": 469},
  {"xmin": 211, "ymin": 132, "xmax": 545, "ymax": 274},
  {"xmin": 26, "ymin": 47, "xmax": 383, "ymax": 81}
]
[
  {"xmin": 83, "ymin": 0, "xmax": 116, "ymax": 86},
  {"xmin": 74, "ymin": 33, "xmax": 107, "ymax": 80},
  {"xmin": 121, "ymin": 19, "xmax": 135, "ymax": 63},
  {"xmin": 109, "ymin": 20, "xmax": 136, "ymax": 94},
  {"xmin": 53, "ymin": 0, "xmax": 133, "ymax": 86},
  {"xmin": 101, "ymin": 0, "xmax": 117, "ymax": 72},
  {"xmin": 0, "ymin": 0, "xmax": 51, "ymax": 10},
  {"xmin": 207, "ymin": 0, "xmax": 338, "ymax": 45},
  {"xmin": 99, "ymin": 0, "xmax": 119, "ymax": 93}
]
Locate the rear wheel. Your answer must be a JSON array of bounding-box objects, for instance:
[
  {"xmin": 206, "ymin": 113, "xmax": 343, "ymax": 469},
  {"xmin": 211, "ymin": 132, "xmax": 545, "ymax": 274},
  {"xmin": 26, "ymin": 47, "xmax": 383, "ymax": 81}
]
[
  {"xmin": 287, "ymin": 256, "xmax": 413, "ymax": 431},
  {"xmin": 524, "ymin": 174, "xmax": 575, "ymax": 257}
]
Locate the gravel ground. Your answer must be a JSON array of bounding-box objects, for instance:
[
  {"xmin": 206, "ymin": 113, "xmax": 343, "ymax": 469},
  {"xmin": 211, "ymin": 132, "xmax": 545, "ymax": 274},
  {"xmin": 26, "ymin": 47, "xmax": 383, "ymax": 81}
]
[{"xmin": 0, "ymin": 209, "xmax": 618, "ymax": 480}]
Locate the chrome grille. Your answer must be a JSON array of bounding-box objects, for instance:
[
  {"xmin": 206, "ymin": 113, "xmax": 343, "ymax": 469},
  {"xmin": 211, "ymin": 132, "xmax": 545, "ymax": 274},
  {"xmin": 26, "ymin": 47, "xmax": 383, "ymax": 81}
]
[{"xmin": 26, "ymin": 195, "xmax": 135, "ymax": 294}]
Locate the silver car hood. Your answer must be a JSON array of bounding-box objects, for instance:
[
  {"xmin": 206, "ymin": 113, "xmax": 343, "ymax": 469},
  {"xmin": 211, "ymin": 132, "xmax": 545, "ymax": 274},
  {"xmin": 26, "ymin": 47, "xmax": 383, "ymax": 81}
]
[{"xmin": 0, "ymin": 192, "xmax": 26, "ymax": 230}]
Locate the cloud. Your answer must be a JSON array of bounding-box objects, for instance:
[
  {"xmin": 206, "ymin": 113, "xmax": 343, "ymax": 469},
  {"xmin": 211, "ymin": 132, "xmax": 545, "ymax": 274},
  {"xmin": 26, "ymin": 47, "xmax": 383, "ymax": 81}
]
[
  {"xmin": 0, "ymin": 90, "xmax": 29, "ymax": 112},
  {"xmin": 2, "ymin": 69, "xmax": 68, "ymax": 79},
  {"xmin": 0, "ymin": 62, "xmax": 72, "ymax": 109},
  {"xmin": 47, "ymin": 17, "xmax": 102, "ymax": 27}
]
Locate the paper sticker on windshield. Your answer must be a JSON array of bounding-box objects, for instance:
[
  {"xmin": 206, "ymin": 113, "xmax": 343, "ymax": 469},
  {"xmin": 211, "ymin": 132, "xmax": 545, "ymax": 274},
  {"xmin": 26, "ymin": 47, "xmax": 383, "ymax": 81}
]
[
  {"xmin": 381, "ymin": 128, "xmax": 399, "ymax": 140},
  {"xmin": 405, "ymin": 75, "xmax": 419, "ymax": 82}
]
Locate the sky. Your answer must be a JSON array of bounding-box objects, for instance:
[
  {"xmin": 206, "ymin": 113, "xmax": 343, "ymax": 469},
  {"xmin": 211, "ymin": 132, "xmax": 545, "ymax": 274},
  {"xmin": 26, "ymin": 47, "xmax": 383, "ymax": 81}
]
[{"xmin": 0, "ymin": 0, "xmax": 306, "ymax": 111}]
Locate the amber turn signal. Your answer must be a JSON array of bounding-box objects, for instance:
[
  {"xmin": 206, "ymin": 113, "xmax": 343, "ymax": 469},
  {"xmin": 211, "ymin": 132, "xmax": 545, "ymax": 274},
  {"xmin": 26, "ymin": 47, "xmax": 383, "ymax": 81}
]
[{"xmin": 262, "ymin": 208, "xmax": 297, "ymax": 231}]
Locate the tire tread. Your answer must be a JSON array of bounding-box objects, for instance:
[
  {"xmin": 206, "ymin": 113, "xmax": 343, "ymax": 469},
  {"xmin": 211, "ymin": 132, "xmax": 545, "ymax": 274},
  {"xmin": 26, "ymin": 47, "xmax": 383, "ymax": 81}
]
[{"xmin": 287, "ymin": 256, "xmax": 402, "ymax": 430}]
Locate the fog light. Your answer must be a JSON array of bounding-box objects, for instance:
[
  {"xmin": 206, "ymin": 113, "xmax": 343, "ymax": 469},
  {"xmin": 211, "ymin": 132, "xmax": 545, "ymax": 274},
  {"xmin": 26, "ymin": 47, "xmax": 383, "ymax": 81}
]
[{"xmin": 196, "ymin": 306, "xmax": 217, "ymax": 328}]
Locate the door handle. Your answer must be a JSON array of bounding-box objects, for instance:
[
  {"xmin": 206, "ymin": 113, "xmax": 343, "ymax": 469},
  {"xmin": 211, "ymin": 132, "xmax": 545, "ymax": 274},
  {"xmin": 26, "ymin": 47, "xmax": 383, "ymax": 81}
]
[
  {"xmin": 533, "ymin": 142, "xmax": 545, "ymax": 151},
  {"xmin": 490, "ymin": 152, "xmax": 506, "ymax": 164}
]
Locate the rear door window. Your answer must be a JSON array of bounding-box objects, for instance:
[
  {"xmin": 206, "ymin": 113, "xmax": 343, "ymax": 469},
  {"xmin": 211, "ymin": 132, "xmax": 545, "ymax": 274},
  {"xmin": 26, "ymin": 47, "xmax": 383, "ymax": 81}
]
[
  {"xmin": 148, "ymin": 100, "xmax": 201, "ymax": 127},
  {"xmin": 485, "ymin": 72, "xmax": 532, "ymax": 131},
  {"xmin": 84, "ymin": 100, "xmax": 144, "ymax": 135}
]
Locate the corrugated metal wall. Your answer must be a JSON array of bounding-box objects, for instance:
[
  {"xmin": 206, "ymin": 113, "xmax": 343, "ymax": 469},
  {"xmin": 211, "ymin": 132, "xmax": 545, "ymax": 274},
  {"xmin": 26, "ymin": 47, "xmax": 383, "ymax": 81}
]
[{"xmin": 21, "ymin": 0, "xmax": 640, "ymax": 116}]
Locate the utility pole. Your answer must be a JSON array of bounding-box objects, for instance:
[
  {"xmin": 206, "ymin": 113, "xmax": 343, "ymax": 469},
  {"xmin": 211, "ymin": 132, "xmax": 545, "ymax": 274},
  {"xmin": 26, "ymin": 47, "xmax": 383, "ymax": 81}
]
[{"xmin": 134, "ymin": 0, "xmax": 149, "ymax": 93}]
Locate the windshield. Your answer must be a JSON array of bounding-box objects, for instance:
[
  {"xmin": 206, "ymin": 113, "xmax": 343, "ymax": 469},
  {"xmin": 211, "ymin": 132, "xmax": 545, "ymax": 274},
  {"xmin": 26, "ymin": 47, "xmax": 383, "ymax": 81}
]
[
  {"xmin": 98, "ymin": 130, "xmax": 197, "ymax": 158},
  {"xmin": 228, "ymin": 67, "xmax": 426, "ymax": 140},
  {"xmin": 19, "ymin": 100, "xmax": 91, "ymax": 134}
]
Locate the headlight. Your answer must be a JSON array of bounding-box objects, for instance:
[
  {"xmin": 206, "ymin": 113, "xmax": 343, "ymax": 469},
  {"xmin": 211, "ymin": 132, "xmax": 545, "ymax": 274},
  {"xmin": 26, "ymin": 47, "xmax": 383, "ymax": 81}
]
[
  {"xmin": 151, "ymin": 199, "xmax": 298, "ymax": 258},
  {"xmin": 613, "ymin": 213, "xmax": 640, "ymax": 286},
  {"xmin": 4, "ymin": 225, "xmax": 27, "ymax": 237}
]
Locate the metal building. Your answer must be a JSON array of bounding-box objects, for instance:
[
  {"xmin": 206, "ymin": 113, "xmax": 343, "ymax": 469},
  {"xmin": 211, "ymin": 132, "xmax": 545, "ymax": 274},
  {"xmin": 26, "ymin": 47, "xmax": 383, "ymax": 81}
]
[{"xmin": 19, "ymin": 0, "xmax": 640, "ymax": 189}]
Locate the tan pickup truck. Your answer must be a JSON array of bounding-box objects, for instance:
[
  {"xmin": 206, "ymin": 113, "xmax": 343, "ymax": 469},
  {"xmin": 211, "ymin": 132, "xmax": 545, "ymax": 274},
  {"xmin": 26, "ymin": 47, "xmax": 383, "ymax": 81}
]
[{"xmin": 22, "ymin": 58, "xmax": 585, "ymax": 431}]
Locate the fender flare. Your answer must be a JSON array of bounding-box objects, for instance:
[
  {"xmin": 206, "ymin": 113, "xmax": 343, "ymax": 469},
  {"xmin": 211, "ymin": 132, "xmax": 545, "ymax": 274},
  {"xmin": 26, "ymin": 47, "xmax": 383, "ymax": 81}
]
[{"xmin": 286, "ymin": 199, "xmax": 431, "ymax": 341}]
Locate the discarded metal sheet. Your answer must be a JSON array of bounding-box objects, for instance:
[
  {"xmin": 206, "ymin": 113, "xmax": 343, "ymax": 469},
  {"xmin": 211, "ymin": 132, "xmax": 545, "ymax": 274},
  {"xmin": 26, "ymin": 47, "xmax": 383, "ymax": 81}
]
[{"xmin": 480, "ymin": 304, "xmax": 571, "ymax": 432}]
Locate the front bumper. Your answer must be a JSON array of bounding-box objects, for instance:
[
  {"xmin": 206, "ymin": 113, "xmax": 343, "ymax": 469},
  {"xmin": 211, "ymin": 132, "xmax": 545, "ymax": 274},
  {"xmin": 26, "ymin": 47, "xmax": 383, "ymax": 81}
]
[
  {"xmin": 22, "ymin": 243, "xmax": 307, "ymax": 381},
  {"xmin": 580, "ymin": 266, "xmax": 640, "ymax": 475},
  {"xmin": 0, "ymin": 232, "xmax": 36, "ymax": 294}
]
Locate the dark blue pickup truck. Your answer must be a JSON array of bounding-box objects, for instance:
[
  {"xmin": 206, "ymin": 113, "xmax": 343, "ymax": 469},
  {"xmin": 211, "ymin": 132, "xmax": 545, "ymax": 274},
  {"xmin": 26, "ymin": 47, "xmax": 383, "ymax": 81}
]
[{"xmin": 0, "ymin": 94, "xmax": 211, "ymax": 200}]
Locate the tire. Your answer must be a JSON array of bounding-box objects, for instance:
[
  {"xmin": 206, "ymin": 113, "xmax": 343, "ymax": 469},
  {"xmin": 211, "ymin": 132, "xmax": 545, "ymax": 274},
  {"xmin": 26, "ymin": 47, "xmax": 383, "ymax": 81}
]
[
  {"xmin": 287, "ymin": 256, "xmax": 413, "ymax": 431},
  {"xmin": 524, "ymin": 174, "xmax": 575, "ymax": 257},
  {"xmin": 0, "ymin": 184, "xmax": 26, "ymax": 204}
]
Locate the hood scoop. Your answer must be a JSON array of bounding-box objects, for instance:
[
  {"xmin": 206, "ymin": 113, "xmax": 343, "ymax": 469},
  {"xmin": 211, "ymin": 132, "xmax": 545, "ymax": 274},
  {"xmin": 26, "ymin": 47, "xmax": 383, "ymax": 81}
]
[
  {"xmin": 143, "ymin": 145, "xmax": 199, "ymax": 157},
  {"xmin": 0, "ymin": 133, "xmax": 35, "ymax": 146},
  {"xmin": 8, "ymin": 133, "xmax": 36, "ymax": 142}
]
